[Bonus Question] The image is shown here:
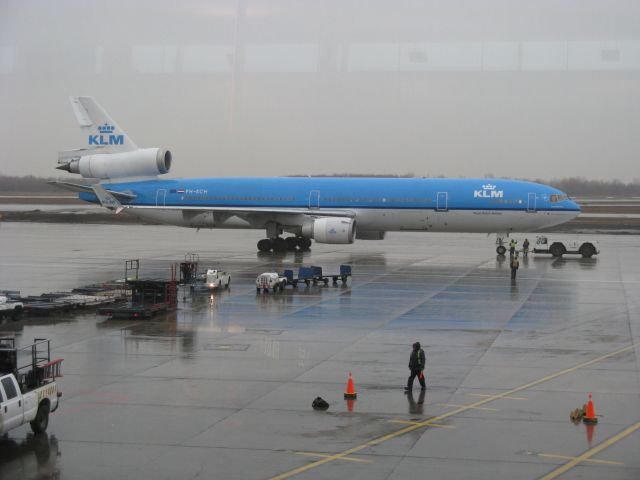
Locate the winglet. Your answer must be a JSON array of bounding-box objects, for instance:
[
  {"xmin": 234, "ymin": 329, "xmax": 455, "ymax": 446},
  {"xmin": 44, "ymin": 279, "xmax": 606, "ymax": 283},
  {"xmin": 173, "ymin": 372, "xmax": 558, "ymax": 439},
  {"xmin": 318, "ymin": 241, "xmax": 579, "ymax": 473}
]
[{"xmin": 92, "ymin": 184, "xmax": 124, "ymax": 214}]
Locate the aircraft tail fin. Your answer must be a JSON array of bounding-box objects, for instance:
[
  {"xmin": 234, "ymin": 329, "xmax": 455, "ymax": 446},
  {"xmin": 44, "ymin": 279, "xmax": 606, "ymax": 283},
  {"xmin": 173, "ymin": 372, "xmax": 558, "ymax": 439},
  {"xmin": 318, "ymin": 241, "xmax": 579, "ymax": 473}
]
[{"xmin": 69, "ymin": 96, "xmax": 138, "ymax": 153}]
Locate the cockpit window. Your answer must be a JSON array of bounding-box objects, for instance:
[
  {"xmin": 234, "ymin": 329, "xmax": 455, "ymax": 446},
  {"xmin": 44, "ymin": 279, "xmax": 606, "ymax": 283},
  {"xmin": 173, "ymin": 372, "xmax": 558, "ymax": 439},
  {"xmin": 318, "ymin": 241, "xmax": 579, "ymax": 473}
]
[{"xmin": 550, "ymin": 194, "xmax": 568, "ymax": 203}]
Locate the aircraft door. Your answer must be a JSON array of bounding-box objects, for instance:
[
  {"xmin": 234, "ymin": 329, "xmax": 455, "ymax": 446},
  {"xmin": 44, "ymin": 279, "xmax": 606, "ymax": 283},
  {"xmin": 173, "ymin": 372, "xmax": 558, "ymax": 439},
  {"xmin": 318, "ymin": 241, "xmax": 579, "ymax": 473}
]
[
  {"xmin": 527, "ymin": 193, "xmax": 536, "ymax": 212},
  {"xmin": 436, "ymin": 192, "xmax": 448, "ymax": 212},
  {"xmin": 156, "ymin": 189, "xmax": 166, "ymax": 207},
  {"xmin": 308, "ymin": 190, "xmax": 320, "ymax": 209}
]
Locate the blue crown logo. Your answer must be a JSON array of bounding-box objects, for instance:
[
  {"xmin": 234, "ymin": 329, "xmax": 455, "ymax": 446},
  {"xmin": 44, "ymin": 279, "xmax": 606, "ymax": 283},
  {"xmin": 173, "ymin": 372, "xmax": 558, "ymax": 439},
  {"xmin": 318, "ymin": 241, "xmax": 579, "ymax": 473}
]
[{"xmin": 98, "ymin": 123, "xmax": 115, "ymax": 134}]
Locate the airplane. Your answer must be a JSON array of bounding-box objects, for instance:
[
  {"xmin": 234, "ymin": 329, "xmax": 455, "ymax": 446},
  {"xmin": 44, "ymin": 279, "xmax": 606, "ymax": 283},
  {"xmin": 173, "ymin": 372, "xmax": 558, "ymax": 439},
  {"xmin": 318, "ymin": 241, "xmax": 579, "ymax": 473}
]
[{"xmin": 52, "ymin": 97, "xmax": 581, "ymax": 254}]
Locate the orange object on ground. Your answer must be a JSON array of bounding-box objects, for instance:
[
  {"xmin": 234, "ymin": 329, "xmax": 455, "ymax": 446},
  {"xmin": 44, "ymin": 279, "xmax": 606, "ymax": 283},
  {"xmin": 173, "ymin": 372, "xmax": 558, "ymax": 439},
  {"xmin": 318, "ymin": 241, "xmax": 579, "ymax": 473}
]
[
  {"xmin": 344, "ymin": 372, "xmax": 357, "ymax": 399},
  {"xmin": 583, "ymin": 393, "xmax": 598, "ymax": 424}
]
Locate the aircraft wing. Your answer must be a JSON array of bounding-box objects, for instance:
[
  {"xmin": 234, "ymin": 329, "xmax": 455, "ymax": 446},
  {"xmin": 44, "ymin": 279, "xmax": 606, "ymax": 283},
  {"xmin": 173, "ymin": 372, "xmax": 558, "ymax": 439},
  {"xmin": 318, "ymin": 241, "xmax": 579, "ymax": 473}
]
[{"xmin": 48, "ymin": 181, "xmax": 137, "ymax": 201}]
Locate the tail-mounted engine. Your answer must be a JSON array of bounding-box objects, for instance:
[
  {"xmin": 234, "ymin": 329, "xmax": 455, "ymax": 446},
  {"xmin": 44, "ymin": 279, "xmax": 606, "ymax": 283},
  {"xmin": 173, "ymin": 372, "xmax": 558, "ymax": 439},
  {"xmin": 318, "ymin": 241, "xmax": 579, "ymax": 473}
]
[{"xmin": 57, "ymin": 148, "xmax": 171, "ymax": 180}]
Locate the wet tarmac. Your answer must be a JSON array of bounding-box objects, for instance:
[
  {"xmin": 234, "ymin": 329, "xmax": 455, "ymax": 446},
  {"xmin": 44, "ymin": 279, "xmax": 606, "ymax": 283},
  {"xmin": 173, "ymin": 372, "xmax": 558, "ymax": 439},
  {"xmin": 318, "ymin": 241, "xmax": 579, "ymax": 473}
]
[{"xmin": 1, "ymin": 223, "xmax": 639, "ymax": 480}]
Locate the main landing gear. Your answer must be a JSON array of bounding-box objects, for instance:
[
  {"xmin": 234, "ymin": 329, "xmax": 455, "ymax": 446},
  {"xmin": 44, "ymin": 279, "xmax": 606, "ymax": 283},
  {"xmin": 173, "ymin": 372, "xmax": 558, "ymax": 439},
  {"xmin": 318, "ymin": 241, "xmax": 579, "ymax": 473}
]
[
  {"xmin": 495, "ymin": 234, "xmax": 508, "ymax": 256},
  {"xmin": 257, "ymin": 236, "xmax": 311, "ymax": 253}
]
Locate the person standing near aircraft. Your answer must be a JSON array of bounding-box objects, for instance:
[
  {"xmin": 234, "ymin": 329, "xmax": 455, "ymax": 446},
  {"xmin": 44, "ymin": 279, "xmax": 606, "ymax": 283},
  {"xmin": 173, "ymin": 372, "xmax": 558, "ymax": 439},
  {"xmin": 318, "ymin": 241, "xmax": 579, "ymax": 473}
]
[
  {"xmin": 522, "ymin": 238, "xmax": 530, "ymax": 257},
  {"xmin": 509, "ymin": 238, "xmax": 518, "ymax": 257},
  {"xmin": 405, "ymin": 342, "xmax": 426, "ymax": 392},
  {"xmin": 510, "ymin": 253, "xmax": 520, "ymax": 280}
]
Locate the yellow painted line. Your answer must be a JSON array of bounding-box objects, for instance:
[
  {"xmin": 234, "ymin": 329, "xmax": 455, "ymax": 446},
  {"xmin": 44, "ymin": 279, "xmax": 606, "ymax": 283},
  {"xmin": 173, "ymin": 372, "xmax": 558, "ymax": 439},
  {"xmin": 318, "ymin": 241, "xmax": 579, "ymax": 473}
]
[
  {"xmin": 439, "ymin": 403, "xmax": 499, "ymax": 412},
  {"xmin": 295, "ymin": 452, "xmax": 372, "ymax": 464},
  {"xmin": 540, "ymin": 421, "xmax": 640, "ymax": 479},
  {"xmin": 388, "ymin": 419, "xmax": 455, "ymax": 429},
  {"xmin": 537, "ymin": 453, "xmax": 624, "ymax": 466},
  {"xmin": 467, "ymin": 393, "xmax": 527, "ymax": 401},
  {"xmin": 269, "ymin": 343, "xmax": 637, "ymax": 480}
]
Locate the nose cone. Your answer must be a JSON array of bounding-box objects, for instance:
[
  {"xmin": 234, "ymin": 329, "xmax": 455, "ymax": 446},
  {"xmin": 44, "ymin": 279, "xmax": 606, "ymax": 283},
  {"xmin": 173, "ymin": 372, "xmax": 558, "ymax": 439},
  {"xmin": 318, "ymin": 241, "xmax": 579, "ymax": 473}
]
[{"xmin": 566, "ymin": 198, "xmax": 581, "ymax": 220}]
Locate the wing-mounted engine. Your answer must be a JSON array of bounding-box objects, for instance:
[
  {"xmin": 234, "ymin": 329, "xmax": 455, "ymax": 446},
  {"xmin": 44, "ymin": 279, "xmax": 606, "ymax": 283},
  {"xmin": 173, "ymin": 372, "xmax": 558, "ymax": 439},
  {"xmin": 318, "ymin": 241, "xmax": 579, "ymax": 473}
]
[
  {"xmin": 302, "ymin": 217, "xmax": 356, "ymax": 244},
  {"xmin": 57, "ymin": 148, "xmax": 172, "ymax": 180}
]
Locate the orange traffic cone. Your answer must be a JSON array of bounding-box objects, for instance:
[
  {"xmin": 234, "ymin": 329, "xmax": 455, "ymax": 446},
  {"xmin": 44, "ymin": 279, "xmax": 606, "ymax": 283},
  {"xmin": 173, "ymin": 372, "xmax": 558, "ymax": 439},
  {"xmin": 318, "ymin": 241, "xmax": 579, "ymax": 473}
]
[
  {"xmin": 344, "ymin": 372, "xmax": 357, "ymax": 399},
  {"xmin": 583, "ymin": 393, "xmax": 598, "ymax": 424}
]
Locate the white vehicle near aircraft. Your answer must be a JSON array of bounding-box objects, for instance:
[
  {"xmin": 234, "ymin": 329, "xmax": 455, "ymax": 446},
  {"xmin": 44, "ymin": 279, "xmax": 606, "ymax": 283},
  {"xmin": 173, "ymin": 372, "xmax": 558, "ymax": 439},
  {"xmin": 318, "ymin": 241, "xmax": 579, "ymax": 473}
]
[
  {"xmin": 533, "ymin": 235, "xmax": 599, "ymax": 258},
  {"xmin": 256, "ymin": 273, "xmax": 287, "ymax": 293},
  {"xmin": 0, "ymin": 339, "xmax": 62, "ymax": 435},
  {"xmin": 52, "ymin": 97, "xmax": 581, "ymax": 253},
  {"xmin": 204, "ymin": 269, "xmax": 231, "ymax": 290}
]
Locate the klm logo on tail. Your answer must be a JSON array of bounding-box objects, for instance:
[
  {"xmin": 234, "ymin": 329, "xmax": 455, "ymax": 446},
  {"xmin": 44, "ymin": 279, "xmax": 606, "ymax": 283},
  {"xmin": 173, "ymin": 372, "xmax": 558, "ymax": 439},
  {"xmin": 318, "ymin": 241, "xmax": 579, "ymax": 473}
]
[
  {"xmin": 88, "ymin": 123, "xmax": 124, "ymax": 146},
  {"xmin": 474, "ymin": 183, "xmax": 504, "ymax": 199}
]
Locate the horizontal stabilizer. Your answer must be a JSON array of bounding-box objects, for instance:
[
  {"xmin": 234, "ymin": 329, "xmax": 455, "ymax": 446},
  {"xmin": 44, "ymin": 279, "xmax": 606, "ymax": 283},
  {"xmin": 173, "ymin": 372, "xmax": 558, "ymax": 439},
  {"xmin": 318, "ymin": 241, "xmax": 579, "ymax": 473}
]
[
  {"xmin": 48, "ymin": 181, "xmax": 136, "ymax": 201},
  {"xmin": 92, "ymin": 184, "xmax": 124, "ymax": 213}
]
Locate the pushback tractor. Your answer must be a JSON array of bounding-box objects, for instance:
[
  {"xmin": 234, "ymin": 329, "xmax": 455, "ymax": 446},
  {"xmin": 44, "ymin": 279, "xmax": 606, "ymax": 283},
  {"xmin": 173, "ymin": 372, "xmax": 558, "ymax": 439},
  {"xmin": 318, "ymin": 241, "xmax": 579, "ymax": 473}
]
[{"xmin": 0, "ymin": 338, "xmax": 63, "ymax": 434}]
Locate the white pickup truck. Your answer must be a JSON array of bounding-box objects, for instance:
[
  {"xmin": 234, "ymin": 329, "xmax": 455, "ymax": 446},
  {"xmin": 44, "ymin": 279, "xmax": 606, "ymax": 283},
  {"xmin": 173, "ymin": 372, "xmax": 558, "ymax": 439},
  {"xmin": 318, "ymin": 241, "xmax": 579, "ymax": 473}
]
[
  {"xmin": 0, "ymin": 338, "xmax": 62, "ymax": 435},
  {"xmin": 256, "ymin": 273, "xmax": 287, "ymax": 293},
  {"xmin": 533, "ymin": 235, "xmax": 599, "ymax": 258}
]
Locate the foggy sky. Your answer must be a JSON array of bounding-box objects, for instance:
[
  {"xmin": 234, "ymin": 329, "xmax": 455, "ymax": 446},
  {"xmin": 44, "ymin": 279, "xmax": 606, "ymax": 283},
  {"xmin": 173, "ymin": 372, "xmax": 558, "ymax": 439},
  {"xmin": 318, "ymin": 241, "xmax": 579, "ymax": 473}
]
[{"xmin": 1, "ymin": 0, "xmax": 639, "ymax": 181}]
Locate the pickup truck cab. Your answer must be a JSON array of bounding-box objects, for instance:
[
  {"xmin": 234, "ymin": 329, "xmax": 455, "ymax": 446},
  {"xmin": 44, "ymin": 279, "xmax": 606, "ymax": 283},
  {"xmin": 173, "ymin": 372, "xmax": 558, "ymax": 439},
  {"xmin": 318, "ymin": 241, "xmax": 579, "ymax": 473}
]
[
  {"xmin": 256, "ymin": 273, "xmax": 287, "ymax": 293},
  {"xmin": 533, "ymin": 235, "xmax": 599, "ymax": 258},
  {"xmin": 0, "ymin": 338, "xmax": 62, "ymax": 434}
]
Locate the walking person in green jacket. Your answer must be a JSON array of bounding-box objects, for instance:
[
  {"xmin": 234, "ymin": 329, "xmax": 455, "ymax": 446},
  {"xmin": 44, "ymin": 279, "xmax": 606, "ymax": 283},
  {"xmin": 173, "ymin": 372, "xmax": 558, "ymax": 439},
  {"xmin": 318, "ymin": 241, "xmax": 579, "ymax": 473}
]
[{"xmin": 405, "ymin": 342, "xmax": 426, "ymax": 392}]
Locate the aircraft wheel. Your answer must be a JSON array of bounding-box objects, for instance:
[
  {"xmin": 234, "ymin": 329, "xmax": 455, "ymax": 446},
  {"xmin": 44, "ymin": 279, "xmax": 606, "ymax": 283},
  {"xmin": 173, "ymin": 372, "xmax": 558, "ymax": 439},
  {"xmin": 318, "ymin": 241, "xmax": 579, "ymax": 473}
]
[
  {"xmin": 496, "ymin": 245, "xmax": 506, "ymax": 256},
  {"xmin": 298, "ymin": 237, "xmax": 312, "ymax": 251},
  {"xmin": 273, "ymin": 237, "xmax": 288, "ymax": 253},
  {"xmin": 257, "ymin": 239, "xmax": 272, "ymax": 252},
  {"xmin": 285, "ymin": 237, "xmax": 298, "ymax": 251}
]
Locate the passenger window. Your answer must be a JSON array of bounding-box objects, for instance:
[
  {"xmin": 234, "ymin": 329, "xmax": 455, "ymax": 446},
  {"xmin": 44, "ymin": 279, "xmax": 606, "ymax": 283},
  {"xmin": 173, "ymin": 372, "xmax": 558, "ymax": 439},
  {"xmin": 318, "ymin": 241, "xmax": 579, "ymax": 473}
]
[{"xmin": 1, "ymin": 377, "xmax": 17, "ymax": 400}]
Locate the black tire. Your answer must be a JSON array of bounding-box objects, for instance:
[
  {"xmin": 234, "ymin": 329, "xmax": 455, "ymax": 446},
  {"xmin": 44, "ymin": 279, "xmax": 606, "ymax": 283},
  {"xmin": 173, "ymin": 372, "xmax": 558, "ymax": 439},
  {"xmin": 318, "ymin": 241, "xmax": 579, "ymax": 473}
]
[
  {"xmin": 30, "ymin": 402, "xmax": 50, "ymax": 434},
  {"xmin": 273, "ymin": 237, "xmax": 288, "ymax": 253},
  {"xmin": 226, "ymin": 277, "xmax": 231, "ymax": 288},
  {"xmin": 580, "ymin": 243, "xmax": 596, "ymax": 258},
  {"xmin": 256, "ymin": 288, "xmax": 260, "ymax": 294},
  {"xmin": 549, "ymin": 242, "xmax": 566, "ymax": 257},
  {"xmin": 263, "ymin": 288, "xmax": 269, "ymax": 294},
  {"xmin": 496, "ymin": 245, "xmax": 507, "ymax": 256},
  {"xmin": 304, "ymin": 279, "xmax": 310, "ymax": 286},
  {"xmin": 257, "ymin": 239, "xmax": 272, "ymax": 252},
  {"xmin": 285, "ymin": 237, "xmax": 298, "ymax": 251},
  {"xmin": 298, "ymin": 237, "xmax": 312, "ymax": 251},
  {"xmin": 273, "ymin": 287, "xmax": 279, "ymax": 293},
  {"xmin": 341, "ymin": 275, "xmax": 347, "ymax": 283}
]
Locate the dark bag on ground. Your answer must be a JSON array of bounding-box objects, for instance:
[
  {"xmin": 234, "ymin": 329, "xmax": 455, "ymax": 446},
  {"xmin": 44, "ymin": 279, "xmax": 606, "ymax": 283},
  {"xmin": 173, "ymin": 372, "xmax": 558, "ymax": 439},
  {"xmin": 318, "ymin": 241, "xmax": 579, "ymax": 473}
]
[{"xmin": 312, "ymin": 397, "xmax": 330, "ymax": 410}]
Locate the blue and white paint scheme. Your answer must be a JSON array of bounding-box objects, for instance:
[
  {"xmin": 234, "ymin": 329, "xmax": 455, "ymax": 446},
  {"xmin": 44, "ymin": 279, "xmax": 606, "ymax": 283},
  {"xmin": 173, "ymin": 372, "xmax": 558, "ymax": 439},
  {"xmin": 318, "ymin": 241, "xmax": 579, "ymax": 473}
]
[{"xmin": 53, "ymin": 97, "xmax": 580, "ymax": 253}]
